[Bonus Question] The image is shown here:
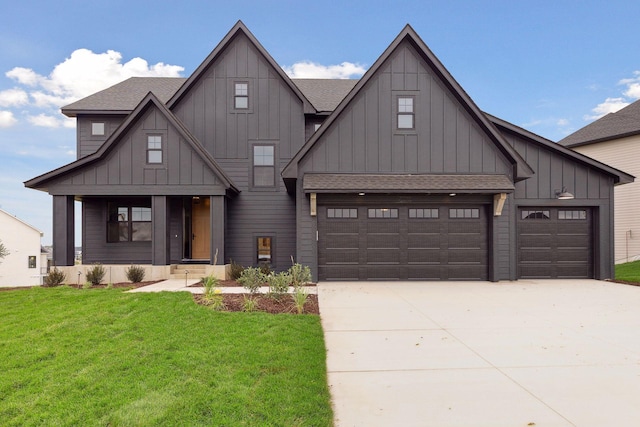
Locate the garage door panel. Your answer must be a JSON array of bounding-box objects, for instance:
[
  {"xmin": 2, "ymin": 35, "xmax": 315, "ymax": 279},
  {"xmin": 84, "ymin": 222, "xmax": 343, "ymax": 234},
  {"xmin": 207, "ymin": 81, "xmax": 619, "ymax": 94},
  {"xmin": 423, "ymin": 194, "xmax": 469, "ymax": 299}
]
[
  {"xmin": 319, "ymin": 203, "xmax": 488, "ymax": 281},
  {"xmin": 518, "ymin": 207, "xmax": 592, "ymax": 279},
  {"xmin": 407, "ymin": 249, "xmax": 441, "ymax": 264},
  {"xmin": 366, "ymin": 248, "xmax": 401, "ymax": 264}
]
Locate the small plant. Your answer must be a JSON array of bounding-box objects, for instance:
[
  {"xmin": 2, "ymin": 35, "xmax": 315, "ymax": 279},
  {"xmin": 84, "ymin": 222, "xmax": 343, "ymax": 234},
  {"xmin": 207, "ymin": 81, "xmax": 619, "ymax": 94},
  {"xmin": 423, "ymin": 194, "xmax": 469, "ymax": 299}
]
[
  {"xmin": 83, "ymin": 281, "xmax": 93, "ymax": 289},
  {"xmin": 229, "ymin": 259, "xmax": 244, "ymax": 280},
  {"xmin": 238, "ymin": 267, "xmax": 265, "ymax": 294},
  {"xmin": 259, "ymin": 262, "xmax": 272, "ymax": 276},
  {"xmin": 43, "ymin": 267, "xmax": 66, "ymax": 287},
  {"xmin": 267, "ymin": 271, "xmax": 291, "ymax": 300},
  {"xmin": 292, "ymin": 287, "xmax": 308, "ymax": 314},
  {"xmin": 202, "ymin": 275, "xmax": 219, "ymax": 298},
  {"xmin": 125, "ymin": 265, "xmax": 145, "ymax": 283},
  {"xmin": 209, "ymin": 289, "xmax": 225, "ymax": 311},
  {"xmin": 242, "ymin": 295, "xmax": 259, "ymax": 312},
  {"xmin": 288, "ymin": 262, "xmax": 312, "ymax": 289},
  {"xmin": 85, "ymin": 263, "xmax": 106, "ymax": 286}
]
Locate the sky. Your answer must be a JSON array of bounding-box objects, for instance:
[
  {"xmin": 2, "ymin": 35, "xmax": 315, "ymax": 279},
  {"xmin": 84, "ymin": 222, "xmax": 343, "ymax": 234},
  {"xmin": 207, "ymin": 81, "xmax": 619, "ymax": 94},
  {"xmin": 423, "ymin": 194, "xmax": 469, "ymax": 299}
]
[{"xmin": 1, "ymin": 0, "xmax": 639, "ymax": 245}]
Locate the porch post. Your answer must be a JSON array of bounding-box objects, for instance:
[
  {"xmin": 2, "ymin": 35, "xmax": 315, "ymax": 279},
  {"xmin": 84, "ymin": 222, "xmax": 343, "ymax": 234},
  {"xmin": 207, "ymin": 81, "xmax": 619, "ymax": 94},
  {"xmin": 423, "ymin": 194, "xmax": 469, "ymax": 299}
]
[
  {"xmin": 152, "ymin": 195, "xmax": 170, "ymax": 265},
  {"xmin": 52, "ymin": 195, "xmax": 75, "ymax": 266},
  {"xmin": 210, "ymin": 196, "xmax": 225, "ymax": 265}
]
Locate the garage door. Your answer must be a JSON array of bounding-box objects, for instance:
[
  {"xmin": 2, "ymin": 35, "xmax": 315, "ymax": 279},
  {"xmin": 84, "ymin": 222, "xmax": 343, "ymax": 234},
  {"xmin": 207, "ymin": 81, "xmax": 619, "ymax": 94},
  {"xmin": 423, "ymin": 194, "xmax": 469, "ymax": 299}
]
[
  {"xmin": 518, "ymin": 208, "xmax": 593, "ymax": 279},
  {"xmin": 318, "ymin": 205, "xmax": 488, "ymax": 281}
]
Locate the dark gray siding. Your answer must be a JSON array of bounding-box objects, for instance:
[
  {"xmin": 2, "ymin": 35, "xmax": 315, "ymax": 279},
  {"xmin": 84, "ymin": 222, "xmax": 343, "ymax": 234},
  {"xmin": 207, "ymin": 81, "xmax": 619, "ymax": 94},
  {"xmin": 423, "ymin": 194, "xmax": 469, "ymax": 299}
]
[
  {"xmin": 169, "ymin": 32, "xmax": 305, "ymax": 270},
  {"xmin": 48, "ymin": 106, "xmax": 228, "ymax": 196},
  {"xmin": 77, "ymin": 115, "xmax": 126, "ymax": 158},
  {"xmin": 300, "ymin": 42, "xmax": 512, "ymax": 176},
  {"xmin": 82, "ymin": 198, "xmax": 152, "ymax": 264},
  {"xmin": 296, "ymin": 41, "xmax": 515, "ymax": 279},
  {"xmin": 504, "ymin": 130, "xmax": 615, "ymax": 279}
]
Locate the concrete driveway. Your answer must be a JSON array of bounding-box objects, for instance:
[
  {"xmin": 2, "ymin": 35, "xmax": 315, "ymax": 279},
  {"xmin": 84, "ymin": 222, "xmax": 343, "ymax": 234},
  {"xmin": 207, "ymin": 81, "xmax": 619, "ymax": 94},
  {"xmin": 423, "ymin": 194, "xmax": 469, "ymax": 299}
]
[{"xmin": 318, "ymin": 280, "xmax": 640, "ymax": 427}]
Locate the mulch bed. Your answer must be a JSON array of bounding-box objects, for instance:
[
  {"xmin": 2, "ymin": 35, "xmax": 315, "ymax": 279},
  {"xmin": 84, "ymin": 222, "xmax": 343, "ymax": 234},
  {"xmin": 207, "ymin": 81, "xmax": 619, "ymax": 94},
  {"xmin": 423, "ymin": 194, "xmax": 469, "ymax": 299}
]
[{"xmin": 193, "ymin": 293, "xmax": 319, "ymax": 314}]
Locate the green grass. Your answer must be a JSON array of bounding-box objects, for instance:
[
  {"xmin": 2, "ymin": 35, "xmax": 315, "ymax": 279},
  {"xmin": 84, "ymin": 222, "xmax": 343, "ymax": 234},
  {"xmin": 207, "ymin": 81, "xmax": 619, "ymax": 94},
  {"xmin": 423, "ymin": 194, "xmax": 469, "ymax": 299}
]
[
  {"xmin": 0, "ymin": 287, "xmax": 333, "ymax": 426},
  {"xmin": 615, "ymin": 260, "xmax": 640, "ymax": 282}
]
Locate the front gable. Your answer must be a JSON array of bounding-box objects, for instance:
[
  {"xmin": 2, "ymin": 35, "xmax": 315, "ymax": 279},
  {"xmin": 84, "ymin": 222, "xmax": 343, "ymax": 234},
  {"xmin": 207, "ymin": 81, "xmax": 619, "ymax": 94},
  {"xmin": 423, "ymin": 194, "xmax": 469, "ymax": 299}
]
[
  {"xmin": 26, "ymin": 94, "xmax": 238, "ymax": 196},
  {"xmin": 283, "ymin": 25, "xmax": 533, "ymax": 185}
]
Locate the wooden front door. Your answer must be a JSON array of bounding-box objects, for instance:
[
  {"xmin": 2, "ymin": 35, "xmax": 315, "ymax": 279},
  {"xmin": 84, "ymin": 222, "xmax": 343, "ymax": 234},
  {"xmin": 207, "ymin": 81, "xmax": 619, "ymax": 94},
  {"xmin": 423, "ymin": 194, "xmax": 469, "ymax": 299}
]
[{"xmin": 192, "ymin": 197, "xmax": 210, "ymax": 260}]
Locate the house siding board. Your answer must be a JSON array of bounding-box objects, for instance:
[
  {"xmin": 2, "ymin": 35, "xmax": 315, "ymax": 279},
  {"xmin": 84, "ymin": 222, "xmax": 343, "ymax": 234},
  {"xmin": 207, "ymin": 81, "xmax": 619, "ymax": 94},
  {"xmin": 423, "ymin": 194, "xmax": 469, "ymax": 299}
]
[
  {"xmin": 77, "ymin": 115, "xmax": 126, "ymax": 158},
  {"xmin": 573, "ymin": 136, "xmax": 640, "ymax": 263},
  {"xmin": 301, "ymin": 41, "xmax": 512, "ymax": 177},
  {"xmin": 82, "ymin": 198, "xmax": 152, "ymax": 264}
]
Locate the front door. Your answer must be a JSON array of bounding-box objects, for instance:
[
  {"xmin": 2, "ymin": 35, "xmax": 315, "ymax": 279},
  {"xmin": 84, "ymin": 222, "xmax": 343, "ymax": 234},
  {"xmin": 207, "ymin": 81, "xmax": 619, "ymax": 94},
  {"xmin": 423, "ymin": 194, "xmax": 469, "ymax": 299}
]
[{"xmin": 192, "ymin": 197, "xmax": 211, "ymax": 260}]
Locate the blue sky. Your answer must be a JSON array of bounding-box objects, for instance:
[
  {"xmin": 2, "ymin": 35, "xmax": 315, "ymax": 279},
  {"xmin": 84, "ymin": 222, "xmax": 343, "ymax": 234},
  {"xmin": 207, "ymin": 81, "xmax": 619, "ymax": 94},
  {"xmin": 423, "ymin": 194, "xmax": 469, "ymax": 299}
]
[{"xmin": 1, "ymin": 0, "xmax": 639, "ymax": 245}]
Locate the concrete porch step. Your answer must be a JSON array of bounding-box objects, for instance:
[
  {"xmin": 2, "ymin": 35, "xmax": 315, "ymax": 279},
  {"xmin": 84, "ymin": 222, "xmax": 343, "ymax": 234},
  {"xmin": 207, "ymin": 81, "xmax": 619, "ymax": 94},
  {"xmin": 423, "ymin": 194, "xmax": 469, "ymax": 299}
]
[{"xmin": 170, "ymin": 264, "xmax": 207, "ymax": 280}]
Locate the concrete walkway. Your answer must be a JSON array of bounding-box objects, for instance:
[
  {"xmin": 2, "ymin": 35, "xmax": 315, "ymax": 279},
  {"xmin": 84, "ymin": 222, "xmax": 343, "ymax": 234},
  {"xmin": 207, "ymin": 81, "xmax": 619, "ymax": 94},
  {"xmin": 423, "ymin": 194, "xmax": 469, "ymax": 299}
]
[{"xmin": 318, "ymin": 280, "xmax": 640, "ymax": 427}]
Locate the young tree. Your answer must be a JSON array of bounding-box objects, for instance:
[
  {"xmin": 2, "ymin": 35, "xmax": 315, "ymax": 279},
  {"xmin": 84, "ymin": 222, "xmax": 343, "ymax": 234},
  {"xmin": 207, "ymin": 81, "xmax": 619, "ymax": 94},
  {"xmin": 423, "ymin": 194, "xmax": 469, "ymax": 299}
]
[{"xmin": 0, "ymin": 239, "xmax": 8, "ymax": 263}]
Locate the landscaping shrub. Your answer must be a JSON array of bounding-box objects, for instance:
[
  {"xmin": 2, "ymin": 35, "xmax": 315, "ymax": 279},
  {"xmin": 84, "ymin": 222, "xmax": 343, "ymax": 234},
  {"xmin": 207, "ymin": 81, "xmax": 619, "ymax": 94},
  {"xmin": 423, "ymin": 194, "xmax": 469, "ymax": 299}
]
[
  {"xmin": 85, "ymin": 263, "xmax": 106, "ymax": 286},
  {"xmin": 229, "ymin": 259, "xmax": 244, "ymax": 280},
  {"xmin": 43, "ymin": 267, "xmax": 66, "ymax": 287},
  {"xmin": 267, "ymin": 271, "xmax": 291, "ymax": 300},
  {"xmin": 125, "ymin": 265, "xmax": 145, "ymax": 283},
  {"xmin": 259, "ymin": 262, "xmax": 272, "ymax": 276},
  {"xmin": 242, "ymin": 295, "xmax": 258, "ymax": 312},
  {"xmin": 238, "ymin": 267, "xmax": 265, "ymax": 294},
  {"xmin": 288, "ymin": 263, "xmax": 312, "ymax": 288}
]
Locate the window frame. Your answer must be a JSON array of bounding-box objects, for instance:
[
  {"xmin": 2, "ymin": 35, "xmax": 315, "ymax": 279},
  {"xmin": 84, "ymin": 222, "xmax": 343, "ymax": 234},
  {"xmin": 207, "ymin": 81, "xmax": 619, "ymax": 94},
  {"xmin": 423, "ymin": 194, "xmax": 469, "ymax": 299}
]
[
  {"xmin": 107, "ymin": 201, "xmax": 152, "ymax": 243},
  {"xmin": 409, "ymin": 208, "xmax": 439, "ymax": 219},
  {"xmin": 28, "ymin": 256, "xmax": 37, "ymax": 269},
  {"xmin": 368, "ymin": 208, "xmax": 399, "ymax": 219},
  {"xmin": 146, "ymin": 134, "xmax": 163, "ymax": 165},
  {"xmin": 91, "ymin": 122, "xmax": 105, "ymax": 136},
  {"xmin": 449, "ymin": 208, "xmax": 480, "ymax": 219},
  {"xmin": 251, "ymin": 143, "xmax": 278, "ymax": 191},
  {"xmin": 396, "ymin": 95, "xmax": 415, "ymax": 130},
  {"xmin": 327, "ymin": 208, "xmax": 358, "ymax": 219}
]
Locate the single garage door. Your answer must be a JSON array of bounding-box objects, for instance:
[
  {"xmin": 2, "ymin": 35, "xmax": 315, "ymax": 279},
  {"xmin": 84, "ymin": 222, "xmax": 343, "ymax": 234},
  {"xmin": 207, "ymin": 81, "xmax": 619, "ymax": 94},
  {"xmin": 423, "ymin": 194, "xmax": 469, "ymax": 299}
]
[
  {"xmin": 318, "ymin": 205, "xmax": 488, "ymax": 281},
  {"xmin": 518, "ymin": 208, "xmax": 593, "ymax": 279}
]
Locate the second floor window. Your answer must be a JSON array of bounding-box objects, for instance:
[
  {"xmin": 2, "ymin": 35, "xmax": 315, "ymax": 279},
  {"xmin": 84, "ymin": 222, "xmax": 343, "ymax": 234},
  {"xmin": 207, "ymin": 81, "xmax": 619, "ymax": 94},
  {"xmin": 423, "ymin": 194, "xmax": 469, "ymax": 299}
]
[
  {"xmin": 234, "ymin": 82, "xmax": 249, "ymax": 109},
  {"xmin": 92, "ymin": 122, "xmax": 105, "ymax": 136},
  {"xmin": 253, "ymin": 145, "xmax": 275, "ymax": 188},
  {"xmin": 397, "ymin": 97, "xmax": 414, "ymax": 129},
  {"xmin": 147, "ymin": 135, "xmax": 162, "ymax": 164}
]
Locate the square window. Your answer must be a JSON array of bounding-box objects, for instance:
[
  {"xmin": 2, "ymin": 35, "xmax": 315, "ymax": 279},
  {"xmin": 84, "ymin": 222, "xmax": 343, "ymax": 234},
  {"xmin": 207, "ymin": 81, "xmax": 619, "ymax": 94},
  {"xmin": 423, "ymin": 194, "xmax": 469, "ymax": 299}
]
[{"xmin": 92, "ymin": 122, "xmax": 105, "ymax": 136}]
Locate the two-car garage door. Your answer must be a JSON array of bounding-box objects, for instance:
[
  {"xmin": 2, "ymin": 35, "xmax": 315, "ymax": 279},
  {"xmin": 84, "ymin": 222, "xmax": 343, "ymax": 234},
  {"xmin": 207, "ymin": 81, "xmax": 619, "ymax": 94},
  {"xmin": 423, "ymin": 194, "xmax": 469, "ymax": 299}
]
[{"xmin": 318, "ymin": 204, "xmax": 488, "ymax": 281}]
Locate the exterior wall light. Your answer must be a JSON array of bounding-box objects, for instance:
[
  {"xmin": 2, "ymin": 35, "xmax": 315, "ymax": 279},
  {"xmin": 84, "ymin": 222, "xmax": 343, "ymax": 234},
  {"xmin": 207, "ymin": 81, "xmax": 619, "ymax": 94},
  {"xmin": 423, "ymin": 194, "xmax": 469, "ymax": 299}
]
[{"xmin": 555, "ymin": 187, "xmax": 574, "ymax": 200}]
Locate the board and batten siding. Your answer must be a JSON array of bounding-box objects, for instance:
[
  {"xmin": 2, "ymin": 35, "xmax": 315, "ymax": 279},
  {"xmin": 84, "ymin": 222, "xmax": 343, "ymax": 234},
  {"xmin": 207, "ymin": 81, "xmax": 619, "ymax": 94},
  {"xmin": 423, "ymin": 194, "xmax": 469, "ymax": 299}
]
[
  {"xmin": 572, "ymin": 135, "xmax": 640, "ymax": 263},
  {"xmin": 48, "ymin": 106, "xmax": 227, "ymax": 196},
  {"xmin": 503, "ymin": 129, "xmax": 616, "ymax": 279},
  {"xmin": 76, "ymin": 115, "xmax": 126, "ymax": 158},
  {"xmin": 300, "ymin": 41, "xmax": 513, "ymax": 176},
  {"xmin": 168, "ymin": 32, "xmax": 305, "ymax": 270}
]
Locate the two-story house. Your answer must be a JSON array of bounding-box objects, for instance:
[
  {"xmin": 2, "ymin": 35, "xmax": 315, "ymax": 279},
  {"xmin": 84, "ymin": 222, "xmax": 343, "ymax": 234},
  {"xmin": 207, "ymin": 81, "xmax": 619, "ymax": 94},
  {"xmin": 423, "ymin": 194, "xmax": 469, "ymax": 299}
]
[{"xmin": 26, "ymin": 21, "xmax": 632, "ymax": 282}]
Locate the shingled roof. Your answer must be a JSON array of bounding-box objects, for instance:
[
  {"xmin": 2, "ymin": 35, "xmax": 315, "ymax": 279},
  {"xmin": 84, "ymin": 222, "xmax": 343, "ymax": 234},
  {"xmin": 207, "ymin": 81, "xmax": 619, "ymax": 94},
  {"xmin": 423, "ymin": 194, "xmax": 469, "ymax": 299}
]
[
  {"xmin": 61, "ymin": 77, "xmax": 187, "ymax": 116},
  {"xmin": 291, "ymin": 79, "xmax": 358, "ymax": 112},
  {"xmin": 303, "ymin": 173, "xmax": 515, "ymax": 193},
  {"xmin": 559, "ymin": 99, "xmax": 640, "ymax": 148},
  {"xmin": 60, "ymin": 77, "xmax": 358, "ymax": 116}
]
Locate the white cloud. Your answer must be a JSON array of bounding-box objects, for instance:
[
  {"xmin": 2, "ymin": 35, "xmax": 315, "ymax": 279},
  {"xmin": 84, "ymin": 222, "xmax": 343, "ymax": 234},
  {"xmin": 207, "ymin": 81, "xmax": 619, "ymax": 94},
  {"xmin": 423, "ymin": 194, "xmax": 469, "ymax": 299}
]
[
  {"xmin": 556, "ymin": 118, "xmax": 569, "ymax": 126},
  {"xmin": 28, "ymin": 113, "xmax": 63, "ymax": 128},
  {"xmin": 283, "ymin": 61, "xmax": 366, "ymax": 79},
  {"xmin": 6, "ymin": 48, "xmax": 184, "ymax": 110},
  {"xmin": 0, "ymin": 110, "xmax": 17, "ymax": 127},
  {"xmin": 584, "ymin": 97, "xmax": 629, "ymax": 121},
  {"xmin": 0, "ymin": 88, "xmax": 29, "ymax": 107}
]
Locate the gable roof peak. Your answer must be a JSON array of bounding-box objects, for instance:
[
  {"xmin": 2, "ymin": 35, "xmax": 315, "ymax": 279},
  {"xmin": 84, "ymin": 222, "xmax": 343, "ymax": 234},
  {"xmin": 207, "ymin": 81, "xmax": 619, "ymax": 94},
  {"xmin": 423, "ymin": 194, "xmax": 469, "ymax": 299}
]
[{"xmin": 167, "ymin": 21, "xmax": 314, "ymax": 113}]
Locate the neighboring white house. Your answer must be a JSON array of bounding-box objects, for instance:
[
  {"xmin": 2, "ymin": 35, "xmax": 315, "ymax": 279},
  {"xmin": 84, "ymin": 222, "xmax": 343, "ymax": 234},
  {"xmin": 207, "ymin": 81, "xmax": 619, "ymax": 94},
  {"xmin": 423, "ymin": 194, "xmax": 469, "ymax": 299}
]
[
  {"xmin": 0, "ymin": 209, "xmax": 47, "ymax": 287},
  {"xmin": 560, "ymin": 100, "xmax": 640, "ymax": 264}
]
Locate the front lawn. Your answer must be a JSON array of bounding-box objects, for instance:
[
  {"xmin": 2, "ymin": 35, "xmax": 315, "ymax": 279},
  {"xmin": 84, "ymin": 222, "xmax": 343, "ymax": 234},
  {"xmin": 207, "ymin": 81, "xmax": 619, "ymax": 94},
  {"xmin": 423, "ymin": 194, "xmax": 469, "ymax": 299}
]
[
  {"xmin": 0, "ymin": 287, "xmax": 333, "ymax": 426},
  {"xmin": 615, "ymin": 260, "xmax": 640, "ymax": 283}
]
